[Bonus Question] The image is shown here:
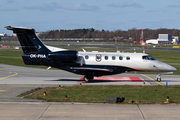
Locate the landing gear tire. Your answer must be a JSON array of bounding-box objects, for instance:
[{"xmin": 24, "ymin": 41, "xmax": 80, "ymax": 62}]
[
  {"xmin": 83, "ymin": 75, "xmax": 94, "ymax": 82},
  {"xmin": 156, "ymin": 78, "xmax": 161, "ymax": 82},
  {"xmin": 156, "ymin": 74, "xmax": 161, "ymax": 82}
]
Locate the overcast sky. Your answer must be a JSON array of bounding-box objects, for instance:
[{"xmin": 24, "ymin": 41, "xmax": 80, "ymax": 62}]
[{"xmin": 1, "ymin": 0, "xmax": 180, "ymax": 34}]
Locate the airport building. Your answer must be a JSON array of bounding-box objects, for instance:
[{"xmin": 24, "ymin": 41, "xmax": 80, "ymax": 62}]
[
  {"xmin": 0, "ymin": 33, "xmax": 5, "ymax": 41},
  {"xmin": 172, "ymin": 36, "xmax": 180, "ymax": 44},
  {"xmin": 158, "ymin": 34, "xmax": 172, "ymax": 44},
  {"xmin": 146, "ymin": 34, "xmax": 179, "ymax": 45}
]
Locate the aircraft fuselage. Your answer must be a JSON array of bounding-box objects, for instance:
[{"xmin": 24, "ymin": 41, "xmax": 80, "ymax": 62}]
[{"xmin": 5, "ymin": 26, "xmax": 177, "ymax": 82}]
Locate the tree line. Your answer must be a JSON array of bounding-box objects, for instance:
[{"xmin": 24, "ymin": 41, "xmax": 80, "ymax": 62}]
[
  {"xmin": 4, "ymin": 28, "xmax": 180, "ymax": 42},
  {"xmin": 38, "ymin": 28, "xmax": 180, "ymax": 42}
]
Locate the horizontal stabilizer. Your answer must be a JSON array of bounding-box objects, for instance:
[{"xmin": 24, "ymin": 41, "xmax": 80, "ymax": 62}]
[{"xmin": 5, "ymin": 26, "xmax": 33, "ymax": 31}]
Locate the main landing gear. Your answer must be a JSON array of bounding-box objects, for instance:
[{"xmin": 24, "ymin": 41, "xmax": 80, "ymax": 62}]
[
  {"xmin": 83, "ymin": 75, "xmax": 94, "ymax": 82},
  {"xmin": 156, "ymin": 74, "xmax": 161, "ymax": 82}
]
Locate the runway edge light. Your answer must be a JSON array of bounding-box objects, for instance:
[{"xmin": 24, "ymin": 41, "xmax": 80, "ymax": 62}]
[
  {"xmin": 80, "ymin": 83, "xmax": 82, "ymax": 87},
  {"xmin": 143, "ymin": 82, "xmax": 145, "ymax": 86},
  {"xmin": 128, "ymin": 100, "xmax": 134, "ymax": 104},
  {"xmin": 135, "ymin": 100, "xmax": 140, "ymax": 104},
  {"xmin": 65, "ymin": 95, "xmax": 68, "ymax": 100},
  {"xmin": 43, "ymin": 91, "xmax": 46, "ymax": 96},
  {"xmin": 164, "ymin": 96, "xmax": 169, "ymax": 103},
  {"xmin": 59, "ymin": 85, "xmax": 61, "ymax": 89},
  {"xmin": 166, "ymin": 96, "xmax": 169, "ymax": 103}
]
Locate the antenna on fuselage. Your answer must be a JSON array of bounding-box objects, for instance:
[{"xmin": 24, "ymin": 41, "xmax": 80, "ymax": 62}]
[
  {"xmin": 134, "ymin": 49, "xmax": 136, "ymax": 53},
  {"xmin": 47, "ymin": 66, "xmax": 51, "ymax": 70},
  {"xmin": 82, "ymin": 48, "xmax": 86, "ymax": 52},
  {"xmin": 143, "ymin": 47, "xmax": 145, "ymax": 53},
  {"xmin": 117, "ymin": 47, "xmax": 120, "ymax": 52}
]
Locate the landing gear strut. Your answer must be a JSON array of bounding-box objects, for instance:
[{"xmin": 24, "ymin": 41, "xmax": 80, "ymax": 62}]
[
  {"xmin": 156, "ymin": 74, "xmax": 161, "ymax": 82},
  {"xmin": 83, "ymin": 75, "xmax": 94, "ymax": 82}
]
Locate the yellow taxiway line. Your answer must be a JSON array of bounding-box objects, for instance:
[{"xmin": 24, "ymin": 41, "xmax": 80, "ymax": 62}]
[
  {"xmin": 0, "ymin": 90, "xmax": 7, "ymax": 92},
  {"xmin": 0, "ymin": 72, "xmax": 18, "ymax": 80},
  {"xmin": 0, "ymin": 71, "xmax": 17, "ymax": 93},
  {"xmin": 141, "ymin": 74, "xmax": 164, "ymax": 85},
  {"xmin": 0, "ymin": 90, "xmax": 7, "ymax": 94}
]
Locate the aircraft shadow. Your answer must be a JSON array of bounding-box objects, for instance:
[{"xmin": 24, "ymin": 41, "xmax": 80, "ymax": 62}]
[
  {"xmin": 46, "ymin": 79, "xmax": 142, "ymax": 83},
  {"xmin": 45, "ymin": 79, "xmax": 179, "ymax": 83},
  {"xmin": 143, "ymin": 80, "xmax": 180, "ymax": 83},
  {"xmin": 160, "ymin": 80, "xmax": 180, "ymax": 82},
  {"xmin": 47, "ymin": 79, "xmax": 78, "ymax": 82}
]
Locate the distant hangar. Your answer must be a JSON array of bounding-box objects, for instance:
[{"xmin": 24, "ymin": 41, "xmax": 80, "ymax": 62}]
[
  {"xmin": 146, "ymin": 34, "xmax": 180, "ymax": 45},
  {"xmin": 0, "ymin": 33, "xmax": 5, "ymax": 40},
  {"xmin": 0, "ymin": 33, "xmax": 5, "ymax": 37}
]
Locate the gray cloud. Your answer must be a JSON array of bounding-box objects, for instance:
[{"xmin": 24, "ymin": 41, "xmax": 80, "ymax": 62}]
[
  {"xmin": 107, "ymin": 2, "xmax": 143, "ymax": 8},
  {"xmin": 25, "ymin": 2, "xmax": 59, "ymax": 11},
  {"xmin": 60, "ymin": 3, "xmax": 99, "ymax": 11},
  {"xmin": 25, "ymin": 3, "xmax": 99, "ymax": 11},
  {"xmin": 0, "ymin": 0, "xmax": 16, "ymax": 11},
  {"xmin": 129, "ymin": 20, "xmax": 138, "ymax": 22},
  {"xmin": 0, "ymin": 0, "xmax": 17, "ymax": 11},
  {"xmin": 167, "ymin": 4, "xmax": 180, "ymax": 8},
  {"xmin": 6, "ymin": 0, "xmax": 15, "ymax": 4},
  {"xmin": 0, "ymin": 8, "xmax": 18, "ymax": 11}
]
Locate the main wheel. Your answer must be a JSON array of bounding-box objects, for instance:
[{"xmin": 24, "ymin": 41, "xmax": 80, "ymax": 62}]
[
  {"xmin": 159, "ymin": 78, "xmax": 161, "ymax": 82},
  {"xmin": 156, "ymin": 74, "xmax": 161, "ymax": 82},
  {"xmin": 83, "ymin": 75, "xmax": 94, "ymax": 82}
]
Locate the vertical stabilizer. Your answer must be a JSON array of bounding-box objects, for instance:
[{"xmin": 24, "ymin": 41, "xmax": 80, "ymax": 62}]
[{"xmin": 5, "ymin": 26, "xmax": 50, "ymax": 53}]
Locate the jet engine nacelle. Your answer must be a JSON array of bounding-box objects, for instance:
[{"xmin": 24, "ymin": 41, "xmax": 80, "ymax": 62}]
[{"xmin": 48, "ymin": 50, "xmax": 78, "ymax": 62}]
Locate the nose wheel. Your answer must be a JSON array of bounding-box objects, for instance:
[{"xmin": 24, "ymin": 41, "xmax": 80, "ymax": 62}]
[{"xmin": 156, "ymin": 74, "xmax": 161, "ymax": 82}]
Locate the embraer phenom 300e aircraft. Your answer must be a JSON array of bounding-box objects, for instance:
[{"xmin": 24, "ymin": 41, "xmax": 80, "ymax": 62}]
[{"xmin": 6, "ymin": 26, "xmax": 177, "ymax": 82}]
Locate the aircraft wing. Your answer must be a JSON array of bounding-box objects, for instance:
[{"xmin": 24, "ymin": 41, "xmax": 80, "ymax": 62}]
[{"xmin": 70, "ymin": 67, "xmax": 113, "ymax": 72}]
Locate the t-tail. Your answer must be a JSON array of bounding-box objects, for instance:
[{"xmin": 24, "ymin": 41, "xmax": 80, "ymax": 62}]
[
  {"xmin": 5, "ymin": 26, "xmax": 50, "ymax": 54},
  {"xmin": 5, "ymin": 26, "xmax": 52, "ymax": 65}
]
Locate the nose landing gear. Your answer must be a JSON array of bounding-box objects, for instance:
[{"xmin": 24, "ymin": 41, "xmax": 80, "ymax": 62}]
[{"xmin": 156, "ymin": 74, "xmax": 161, "ymax": 82}]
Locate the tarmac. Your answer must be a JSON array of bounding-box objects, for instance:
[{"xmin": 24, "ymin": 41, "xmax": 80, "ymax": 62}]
[
  {"xmin": 1, "ymin": 64, "xmax": 180, "ymax": 120},
  {"xmin": 1, "ymin": 102, "xmax": 180, "ymax": 120}
]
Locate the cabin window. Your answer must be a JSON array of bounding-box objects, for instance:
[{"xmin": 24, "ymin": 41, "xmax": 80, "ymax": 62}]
[
  {"xmin": 96, "ymin": 54, "xmax": 102, "ymax": 62},
  {"xmin": 126, "ymin": 56, "xmax": 130, "ymax": 60},
  {"xmin": 105, "ymin": 56, "xmax": 108, "ymax": 60},
  {"xmin": 142, "ymin": 56, "xmax": 149, "ymax": 60},
  {"xmin": 119, "ymin": 56, "xmax": 123, "ymax": 60},
  {"xmin": 142, "ymin": 55, "xmax": 156, "ymax": 60},
  {"xmin": 112, "ymin": 56, "xmax": 116, "ymax": 60},
  {"xmin": 85, "ymin": 55, "xmax": 89, "ymax": 59}
]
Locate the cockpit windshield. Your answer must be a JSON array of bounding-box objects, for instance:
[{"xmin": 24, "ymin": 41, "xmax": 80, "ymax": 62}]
[{"xmin": 142, "ymin": 55, "xmax": 156, "ymax": 60}]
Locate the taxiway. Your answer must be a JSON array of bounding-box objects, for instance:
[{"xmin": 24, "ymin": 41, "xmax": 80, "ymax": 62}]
[
  {"xmin": 0, "ymin": 64, "xmax": 180, "ymax": 85},
  {"xmin": 1, "ymin": 102, "xmax": 180, "ymax": 120}
]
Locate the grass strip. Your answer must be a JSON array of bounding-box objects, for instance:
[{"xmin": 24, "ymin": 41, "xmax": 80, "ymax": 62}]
[{"xmin": 24, "ymin": 85, "xmax": 180, "ymax": 104}]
